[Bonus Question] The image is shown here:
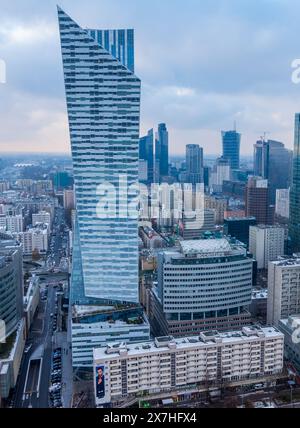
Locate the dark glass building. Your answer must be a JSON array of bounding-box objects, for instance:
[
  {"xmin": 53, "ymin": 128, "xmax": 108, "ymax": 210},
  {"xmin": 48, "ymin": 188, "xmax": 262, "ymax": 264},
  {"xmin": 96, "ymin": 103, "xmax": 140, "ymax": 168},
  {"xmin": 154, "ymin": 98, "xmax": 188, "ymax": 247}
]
[
  {"xmin": 222, "ymin": 130, "xmax": 241, "ymax": 170},
  {"xmin": 254, "ymin": 139, "xmax": 292, "ymax": 205},
  {"xmin": 224, "ymin": 217, "xmax": 257, "ymax": 249},
  {"xmin": 139, "ymin": 129, "xmax": 154, "ymax": 184},
  {"xmin": 290, "ymin": 114, "xmax": 300, "ymax": 252}
]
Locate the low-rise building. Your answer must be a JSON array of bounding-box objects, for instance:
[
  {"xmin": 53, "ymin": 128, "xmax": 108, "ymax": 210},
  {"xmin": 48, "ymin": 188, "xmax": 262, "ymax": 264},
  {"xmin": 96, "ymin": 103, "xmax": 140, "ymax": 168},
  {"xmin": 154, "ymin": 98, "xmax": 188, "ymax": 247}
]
[{"xmin": 93, "ymin": 327, "xmax": 284, "ymax": 407}]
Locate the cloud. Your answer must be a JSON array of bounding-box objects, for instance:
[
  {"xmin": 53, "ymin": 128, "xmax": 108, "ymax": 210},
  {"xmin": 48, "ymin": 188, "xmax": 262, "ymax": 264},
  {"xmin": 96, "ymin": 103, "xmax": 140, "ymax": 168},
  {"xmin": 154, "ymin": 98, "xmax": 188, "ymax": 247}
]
[{"xmin": 0, "ymin": 0, "xmax": 299, "ymax": 155}]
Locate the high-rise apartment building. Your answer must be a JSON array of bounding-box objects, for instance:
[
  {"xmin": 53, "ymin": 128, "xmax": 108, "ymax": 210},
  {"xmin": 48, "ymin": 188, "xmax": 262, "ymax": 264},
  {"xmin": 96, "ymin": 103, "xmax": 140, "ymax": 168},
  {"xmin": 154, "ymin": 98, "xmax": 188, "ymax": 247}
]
[
  {"xmin": 58, "ymin": 8, "xmax": 149, "ymax": 373},
  {"xmin": 276, "ymin": 189, "xmax": 290, "ymax": 220},
  {"xmin": 222, "ymin": 130, "xmax": 241, "ymax": 170},
  {"xmin": 290, "ymin": 114, "xmax": 300, "ymax": 252},
  {"xmin": 210, "ymin": 157, "xmax": 231, "ymax": 193}
]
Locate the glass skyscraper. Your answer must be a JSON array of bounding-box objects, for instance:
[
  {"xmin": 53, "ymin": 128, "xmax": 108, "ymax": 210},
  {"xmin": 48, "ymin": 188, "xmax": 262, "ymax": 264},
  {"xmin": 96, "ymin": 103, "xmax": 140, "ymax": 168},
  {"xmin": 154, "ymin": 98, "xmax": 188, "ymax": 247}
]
[
  {"xmin": 155, "ymin": 123, "xmax": 169, "ymax": 182},
  {"xmin": 186, "ymin": 144, "xmax": 204, "ymax": 185},
  {"xmin": 290, "ymin": 114, "xmax": 300, "ymax": 252},
  {"xmin": 139, "ymin": 129, "xmax": 154, "ymax": 184},
  {"xmin": 58, "ymin": 7, "xmax": 140, "ymax": 304},
  {"xmin": 222, "ymin": 130, "xmax": 241, "ymax": 170}
]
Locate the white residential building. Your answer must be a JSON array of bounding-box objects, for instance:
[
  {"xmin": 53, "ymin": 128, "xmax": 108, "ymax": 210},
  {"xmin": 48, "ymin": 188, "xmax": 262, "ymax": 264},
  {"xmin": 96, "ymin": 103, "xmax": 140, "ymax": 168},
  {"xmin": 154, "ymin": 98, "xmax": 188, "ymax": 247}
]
[
  {"xmin": 32, "ymin": 211, "xmax": 51, "ymax": 228},
  {"xmin": 267, "ymin": 257, "xmax": 300, "ymax": 326},
  {"xmin": 16, "ymin": 224, "xmax": 48, "ymax": 256},
  {"xmin": 93, "ymin": 327, "xmax": 284, "ymax": 407},
  {"xmin": 0, "ymin": 215, "xmax": 23, "ymax": 234},
  {"xmin": 249, "ymin": 225, "xmax": 285, "ymax": 270}
]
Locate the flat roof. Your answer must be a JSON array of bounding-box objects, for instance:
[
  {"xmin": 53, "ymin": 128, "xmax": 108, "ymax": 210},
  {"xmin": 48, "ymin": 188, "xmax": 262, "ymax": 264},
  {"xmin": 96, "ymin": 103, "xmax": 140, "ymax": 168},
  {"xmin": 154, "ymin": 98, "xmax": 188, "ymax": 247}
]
[
  {"xmin": 94, "ymin": 326, "xmax": 283, "ymax": 361},
  {"xmin": 180, "ymin": 239, "xmax": 232, "ymax": 255}
]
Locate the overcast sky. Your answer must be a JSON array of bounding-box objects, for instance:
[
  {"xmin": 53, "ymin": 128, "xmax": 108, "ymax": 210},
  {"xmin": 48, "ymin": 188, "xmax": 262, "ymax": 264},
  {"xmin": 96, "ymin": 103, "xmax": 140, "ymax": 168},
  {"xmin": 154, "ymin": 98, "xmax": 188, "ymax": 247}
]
[{"xmin": 0, "ymin": 0, "xmax": 300, "ymax": 155}]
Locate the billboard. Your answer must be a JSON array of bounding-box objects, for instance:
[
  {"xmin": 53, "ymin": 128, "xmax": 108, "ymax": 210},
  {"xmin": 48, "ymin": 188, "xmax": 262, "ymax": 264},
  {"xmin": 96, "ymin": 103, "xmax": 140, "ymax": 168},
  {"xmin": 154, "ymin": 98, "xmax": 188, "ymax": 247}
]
[{"xmin": 95, "ymin": 365, "xmax": 105, "ymax": 400}]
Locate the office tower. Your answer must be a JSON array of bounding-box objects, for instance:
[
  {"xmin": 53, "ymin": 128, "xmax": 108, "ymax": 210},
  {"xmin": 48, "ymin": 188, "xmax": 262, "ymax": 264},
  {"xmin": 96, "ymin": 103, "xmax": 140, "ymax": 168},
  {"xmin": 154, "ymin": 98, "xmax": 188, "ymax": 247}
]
[
  {"xmin": 151, "ymin": 239, "xmax": 253, "ymax": 337},
  {"xmin": 139, "ymin": 129, "xmax": 154, "ymax": 184},
  {"xmin": 253, "ymin": 140, "xmax": 292, "ymax": 205},
  {"xmin": 290, "ymin": 114, "xmax": 300, "ymax": 252},
  {"xmin": 185, "ymin": 144, "xmax": 204, "ymax": 185},
  {"xmin": 245, "ymin": 177, "xmax": 274, "ymax": 225},
  {"xmin": 58, "ymin": 8, "xmax": 149, "ymax": 372},
  {"xmin": 222, "ymin": 130, "xmax": 241, "ymax": 170},
  {"xmin": 155, "ymin": 123, "xmax": 169, "ymax": 182},
  {"xmin": 210, "ymin": 157, "xmax": 231, "ymax": 193},
  {"xmin": 224, "ymin": 217, "xmax": 257, "ymax": 249},
  {"xmin": 267, "ymin": 257, "xmax": 300, "ymax": 326},
  {"xmin": 249, "ymin": 225, "xmax": 285, "ymax": 270},
  {"xmin": 94, "ymin": 328, "xmax": 284, "ymax": 407},
  {"xmin": 276, "ymin": 189, "xmax": 290, "ymax": 220}
]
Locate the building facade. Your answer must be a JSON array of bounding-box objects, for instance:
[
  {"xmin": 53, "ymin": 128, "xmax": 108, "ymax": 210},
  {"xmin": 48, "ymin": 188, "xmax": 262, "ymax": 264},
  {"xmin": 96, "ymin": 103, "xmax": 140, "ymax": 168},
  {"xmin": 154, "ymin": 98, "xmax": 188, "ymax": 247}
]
[
  {"xmin": 94, "ymin": 327, "xmax": 284, "ymax": 407},
  {"xmin": 224, "ymin": 217, "xmax": 257, "ymax": 249},
  {"xmin": 152, "ymin": 239, "xmax": 253, "ymax": 337},
  {"xmin": 249, "ymin": 225, "xmax": 285, "ymax": 270},
  {"xmin": 267, "ymin": 257, "xmax": 300, "ymax": 326}
]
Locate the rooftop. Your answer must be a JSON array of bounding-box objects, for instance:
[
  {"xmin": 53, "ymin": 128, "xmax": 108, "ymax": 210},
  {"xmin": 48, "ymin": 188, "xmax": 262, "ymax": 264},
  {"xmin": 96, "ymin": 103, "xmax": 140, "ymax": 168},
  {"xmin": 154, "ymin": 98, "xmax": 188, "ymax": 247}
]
[
  {"xmin": 179, "ymin": 238, "xmax": 244, "ymax": 257},
  {"xmin": 94, "ymin": 326, "xmax": 283, "ymax": 360}
]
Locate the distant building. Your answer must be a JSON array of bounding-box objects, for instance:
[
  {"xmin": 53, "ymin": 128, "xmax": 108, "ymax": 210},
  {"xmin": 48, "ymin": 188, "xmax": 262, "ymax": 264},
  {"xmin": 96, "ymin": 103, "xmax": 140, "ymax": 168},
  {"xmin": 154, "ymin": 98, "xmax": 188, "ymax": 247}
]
[
  {"xmin": 249, "ymin": 225, "xmax": 285, "ymax": 270},
  {"xmin": 222, "ymin": 130, "xmax": 241, "ymax": 170},
  {"xmin": 276, "ymin": 189, "xmax": 290, "ymax": 220},
  {"xmin": 155, "ymin": 124, "xmax": 169, "ymax": 182},
  {"xmin": 180, "ymin": 209, "xmax": 215, "ymax": 239},
  {"xmin": 32, "ymin": 211, "xmax": 51, "ymax": 228},
  {"xmin": 185, "ymin": 144, "xmax": 204, "ymax": 185},
  {"xmin": 53, "ymin": 171, "xmax": 72, "ymax": 190},
  {"xmin": 267, "ymin": 257, "xmax": 300, "ymax": 326},
  {"xmin": 63, "ymin": 189, "xmax": 75, "ymax": 211},
  {"xmin": 139, "ymin": 129, "xmax": 154, "ymax": 184},
  {"xmin": 152, "ymin": 239, "xmax": 253, "ymax": 337},
  {"xmin": 254, "ymin": 140, "xmax": 292, "ymax": 205},
  {"xmin": 290, "ymin": 114, "xmax": 300, "ymax": 252},
  {"xmin": 94, "ymin": 327, "xmax": 284, "ymax": 407},
  {"xmin": 16, "ymin": 223, "xmax": 49, "ymax": 256},
  {"xmin": 210, "ymin": 157, "xmax": 231, "ymax": 193},
  {"xmin": 0, "ymin": 214, "xmax": 23, "ymax": 234},
  {"xmin": 205, "ymin": 195, "xmax": 227, "ymax": 225},
  {"xmin": 224, "ymin": 217, "xmax": 257, "ymax": 249},
  {"xmin": 245, "ymin": 177, "xmax": 274, "ymax": 225}
]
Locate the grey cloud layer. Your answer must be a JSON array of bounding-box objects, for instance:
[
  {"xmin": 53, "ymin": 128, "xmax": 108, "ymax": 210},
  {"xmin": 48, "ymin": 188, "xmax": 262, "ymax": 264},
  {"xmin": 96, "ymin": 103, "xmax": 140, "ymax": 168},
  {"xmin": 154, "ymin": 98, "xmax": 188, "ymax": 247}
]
[{"xmin": 0, "ymin": 0, "xmax": 300, "ymax": 154}]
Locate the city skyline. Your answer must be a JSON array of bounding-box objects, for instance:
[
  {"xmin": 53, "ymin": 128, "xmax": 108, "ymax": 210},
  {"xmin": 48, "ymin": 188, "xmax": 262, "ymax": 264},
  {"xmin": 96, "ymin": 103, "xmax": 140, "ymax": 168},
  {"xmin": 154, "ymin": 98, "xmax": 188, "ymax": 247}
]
[{"xmin": 1, "ymin": 0, "xmax": 300, "ymax": 155}]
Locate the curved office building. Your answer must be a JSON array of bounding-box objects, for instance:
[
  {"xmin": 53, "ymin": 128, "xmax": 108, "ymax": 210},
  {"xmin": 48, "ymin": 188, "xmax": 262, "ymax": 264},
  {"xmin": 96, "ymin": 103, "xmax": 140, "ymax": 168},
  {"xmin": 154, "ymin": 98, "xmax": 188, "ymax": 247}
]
[{"xmin": 153, "ymin": 238, "xmax": 253, "ymax": 336}]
